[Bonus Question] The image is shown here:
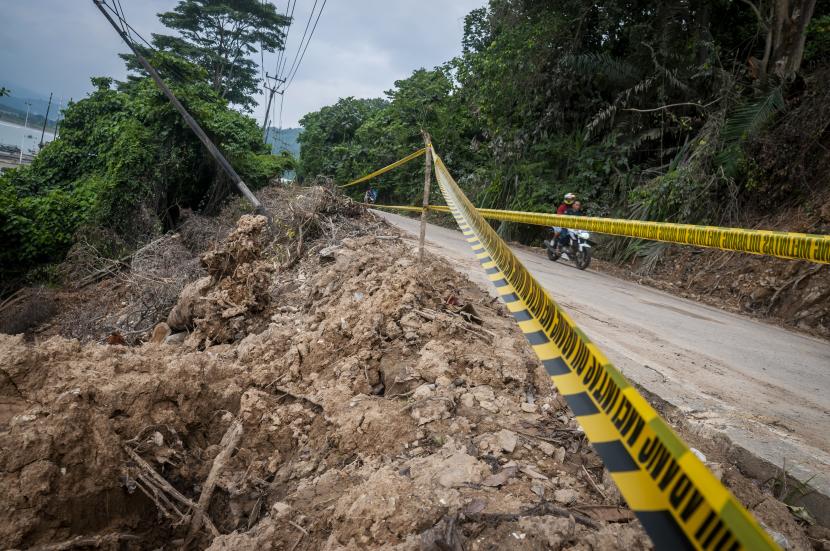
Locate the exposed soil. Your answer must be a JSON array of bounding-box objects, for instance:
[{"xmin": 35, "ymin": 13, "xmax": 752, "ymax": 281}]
[{"xmin": 0, "ymin": 187, "xmax": 822, "ymax": 550}]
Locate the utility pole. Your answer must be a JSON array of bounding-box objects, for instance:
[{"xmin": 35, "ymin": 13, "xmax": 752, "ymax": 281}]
[
  {"xmin": 91, "ymin": 0, "xmax": 270, "ymax": 218},
  {"xmin": 264, "ymin": 119, "xmax": 272, "ymax": 146},
  {"xmin": 39, "ymin": 92, "xmax": 53, "ymax": 149},
  {"xmin": 53, "ymin": 98, "xmax": 63, "ymax": 139},
  {"xmin": 418, "ymin": 130, "xmax": 433, "ymax": 263},
  {"xmin": 260, "ymin": 72, "xmax": 284, "ymax": 141},
  {"xmin": 18, "ymin": 101, "xmax": 31, "ymax": 164}
]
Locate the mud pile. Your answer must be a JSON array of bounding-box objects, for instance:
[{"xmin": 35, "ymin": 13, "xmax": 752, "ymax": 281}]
[
  {"xmin": 0, "ymin": 189, "xmax": 819, "ymax": 550},
  {"xmin": 166, "ymin": 214, "xmax": 274, "ymax": 346}
]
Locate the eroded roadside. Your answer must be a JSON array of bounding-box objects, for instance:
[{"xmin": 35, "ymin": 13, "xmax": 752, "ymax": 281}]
[{"xmin": 0, "ymin": 188, "xmax": 823, "ymax": 549}]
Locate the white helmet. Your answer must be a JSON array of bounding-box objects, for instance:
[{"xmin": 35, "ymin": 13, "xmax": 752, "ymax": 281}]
[{"xmin": 564, "ymin": 193, "xmax": 576, "ymax": 204}]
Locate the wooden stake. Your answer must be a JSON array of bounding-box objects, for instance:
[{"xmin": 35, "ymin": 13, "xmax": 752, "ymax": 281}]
[{"xmin": 418, "ymin": 130, "xmax": 433, "ymax": 263}]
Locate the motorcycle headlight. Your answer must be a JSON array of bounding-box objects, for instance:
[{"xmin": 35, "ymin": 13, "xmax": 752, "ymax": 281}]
[{"xmin": 577, "ymin": 231, "xmax": 590, "ymax": 239}]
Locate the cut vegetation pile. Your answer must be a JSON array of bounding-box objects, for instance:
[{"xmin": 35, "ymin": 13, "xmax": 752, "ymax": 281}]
[{"xmin": 0, "ymin": 186, "xmax": 821, "ymax": 550}]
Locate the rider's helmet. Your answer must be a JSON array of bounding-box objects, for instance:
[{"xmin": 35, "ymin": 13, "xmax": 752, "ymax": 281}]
[{"xmin": 564, "ymin": 192, "xmax": 576, "ymax": 205}]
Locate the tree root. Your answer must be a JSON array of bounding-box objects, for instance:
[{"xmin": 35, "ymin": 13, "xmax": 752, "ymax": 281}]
[{"xmin": 765, "ymin": 265, "xmax": 823, "ymax": 314}]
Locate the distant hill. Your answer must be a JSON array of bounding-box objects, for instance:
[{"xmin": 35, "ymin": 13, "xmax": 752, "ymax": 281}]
[
  {"xmin": 0, "ymin": 81, "xmax": 62, "ymax": 124},
  {"xmin": 266, "ymin": 127, "xmax": 301, "ymax": 157}
]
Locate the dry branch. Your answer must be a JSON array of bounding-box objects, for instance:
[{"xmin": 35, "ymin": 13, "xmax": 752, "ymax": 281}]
[
  {"xmin": 123, "ymin": 446, "xmax": 219, "ymax": 537},
  {"xmin": 26, "ymin": 533, "xmax": 141, "ymax": 551},
  {"xmin": 464, "ymin": 501, "xmax": 599, "ymax": 529},
  {"xmin": 185, "ymin": 419, "xmax": 243, "ymax": 546}
]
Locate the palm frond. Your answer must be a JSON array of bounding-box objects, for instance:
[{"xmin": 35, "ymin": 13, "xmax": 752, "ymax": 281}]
[
  {"xmin": 584, "ymin": 76, "xmax": 657, "ymax": 138},
  {"xmin": 716, "ymin": 87, "xmax": 785, "ymax": 175},
  {"xmin": 720, "ymin": 87, "xmax": 785, "ymax": 145}
]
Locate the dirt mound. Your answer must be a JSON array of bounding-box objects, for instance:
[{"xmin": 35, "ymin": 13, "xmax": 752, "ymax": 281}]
[
  {"xmin": 0, "ymin": 189, "xmax": 818, "ymax": 550},
  {"xmin": 167, "ymin": 214, "xmax": 274, "ymax": 346}
]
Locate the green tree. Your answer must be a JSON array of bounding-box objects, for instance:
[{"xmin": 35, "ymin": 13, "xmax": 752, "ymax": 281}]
[
  {"xmin": 298, "ymin": 97, "xmax": 388, "ymax": 180},
  {"xmin": 149, "ymin": 0, "xmax": 289, "ymax": 110},
  {"xmin": 1, "ymin": 58, "xmax": 291, "ymax": 279},
  {"xmin": 0, "ymin": 87, "xmax": 10, "ymax": 97},
  {"xmin": 298, "ymin": 0, "xmax": 829, "ymax": 245}
]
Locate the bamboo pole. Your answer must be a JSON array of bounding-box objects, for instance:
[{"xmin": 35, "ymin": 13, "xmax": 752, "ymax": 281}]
[{"xmin": 418, "ymin": 130, "xmax": 433, "ymax": 263}]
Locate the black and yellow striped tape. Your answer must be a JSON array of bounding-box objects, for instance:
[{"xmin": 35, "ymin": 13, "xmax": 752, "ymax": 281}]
[
  {"xmin": 366, "ymin": 204, "xmax": 829, "ymax": 264},
  {"xmin": 472, "ymin": 208, "xmax": 829, "ymax": 264},
  {"xmin": 340, "ymin": 148, "xmax": 427, "ymax": 188},
  {"xmin": 430, "ymin": 147, "xmax": 779, "ymax": 551}
]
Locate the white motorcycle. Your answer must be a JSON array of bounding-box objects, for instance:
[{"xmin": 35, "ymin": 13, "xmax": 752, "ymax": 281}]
[{"xmin": 543, "ymin": 228, "xmax": 593, "ymax": 270}]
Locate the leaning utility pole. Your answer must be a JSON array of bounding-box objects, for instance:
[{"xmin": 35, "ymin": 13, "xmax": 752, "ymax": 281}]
[
  {"xmin": 91, "ymin": 0, "xmax": 269, "ymax": 217},
  {"xmin": 39, "ymin": 92, "xmax": 53, "ymax": 149},
  {"xmin": 260, "ymin": 73, "xmax": 284, "ymax": 141}
]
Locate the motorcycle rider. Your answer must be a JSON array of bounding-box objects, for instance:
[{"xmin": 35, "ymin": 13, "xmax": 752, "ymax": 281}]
[
  {"xmin": 553, "ymin": 193, "xmax": 577, "ymax": 251},
  {"xmin": 364, "ymin": 188, "xmax": 378, "ymax": 204},
  {"xmin": 558, "ymin": 200, "xmax": 585, "ymax": 250},
  {"xmin": 557, "ymin": 192, "xmax": 576, "ymax": 215}
]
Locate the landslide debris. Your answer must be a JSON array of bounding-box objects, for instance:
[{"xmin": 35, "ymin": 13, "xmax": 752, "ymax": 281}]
[
  {"xmin": 0, "ymin": 186, "xmax": 817, "ymax": 550},
  {"xmin": 166, "ymin": 214, "xmax": 274, "ymax": 346}
]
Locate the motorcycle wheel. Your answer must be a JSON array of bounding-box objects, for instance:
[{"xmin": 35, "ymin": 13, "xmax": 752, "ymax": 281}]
[
  {"xmin": 546, "ymin": 247, "xmax": 558, "ymax": 261},
  {"xmin": 575, "ymin": 248, "xmax": 591, "ymax": 270}
]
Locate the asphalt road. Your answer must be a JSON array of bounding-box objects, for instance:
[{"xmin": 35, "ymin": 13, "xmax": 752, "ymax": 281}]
[{"xmin": 375, "ymin": 209, "xmax": 830, "ymax": 502}]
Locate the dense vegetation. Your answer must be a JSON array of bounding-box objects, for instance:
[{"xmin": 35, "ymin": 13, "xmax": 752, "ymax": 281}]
[
  {"xmin": 300, "ymin": 0, "xmax": 829, "ymax": 249},
  {"xmin": 0, "ymin": 3, "xmax": 293, "ymax": 283}
]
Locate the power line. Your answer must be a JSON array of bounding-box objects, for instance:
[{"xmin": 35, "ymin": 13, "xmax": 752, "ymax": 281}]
[
  {"xmin": 101, "ymin": 0, "xmax": 153, "ymax": 51},
  {"xmin": 280, "ymin": 0, "xmax": 319, "ymax": 87},
  {"xmin": 99, "ymin": 1, "xmax": 215, "ymax": 103},
  {"xmin": 274, "ymin": 0, "xmax": 296, "ymax": 81},
  {"xmin": 276, "ymin": 90, "xmax": 285, "ymax": 143},
  {"xmin": 114, "ymin": 0, "xmax": 128, "ymax": 35},
  {"xmin": 283, "ymin": 0, "xmax": 326, "ymax": 91}
]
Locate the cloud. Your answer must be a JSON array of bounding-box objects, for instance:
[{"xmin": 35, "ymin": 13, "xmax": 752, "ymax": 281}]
[{"xmin": 0, "ymin": 0, "xmax": 485, "ymax": 126}]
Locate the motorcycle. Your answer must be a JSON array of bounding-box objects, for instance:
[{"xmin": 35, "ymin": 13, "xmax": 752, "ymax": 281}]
[{"xmin": 543, "ymin": 228, "xmax": 594, "ymax": 270}]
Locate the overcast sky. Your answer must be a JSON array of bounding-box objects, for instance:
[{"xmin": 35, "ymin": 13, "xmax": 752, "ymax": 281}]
[{"xmin": 0, "ymin": 0, "xmax": 485, "ymax": 127}]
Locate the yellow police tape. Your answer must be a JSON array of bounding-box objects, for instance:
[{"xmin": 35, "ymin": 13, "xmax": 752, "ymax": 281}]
[
  {"xmin": 339, "ymin": 148, "xmax": 427, "ymax": 188},
  {"xmin": 430, "ymin": 146, "xmax": 779, "ymax": 551},
  {"xmin": 473, "ymin": 208, "xmax": 829, "ymax": 264},
  {"xmin": 365, "ymin": 204, "xmax": 829, "ymax": 264},
  {"xmin": 361, "ymin": 203, "xmax": 426, "ymax": 213}
]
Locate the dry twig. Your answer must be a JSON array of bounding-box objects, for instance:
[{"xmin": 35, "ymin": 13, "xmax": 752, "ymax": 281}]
[
  {"xmin": 184, "ymin": 419, "xmax": 244, "ymax": 547},
  {"xmin": 582, "ymin": 464, "xmax": 608, "ymax": 500},
  {"xmin": 26, "ymin": 533, "xmax": 141, "ymax": 551},
  {"xmin": 123, "ymin": 446, "xmax": 219, "ymax": 537}
]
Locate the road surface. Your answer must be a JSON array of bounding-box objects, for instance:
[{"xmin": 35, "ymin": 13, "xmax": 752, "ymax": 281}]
[{"xmin": 375, "ymin": 209, "xmax": 830, "ymax": 509}]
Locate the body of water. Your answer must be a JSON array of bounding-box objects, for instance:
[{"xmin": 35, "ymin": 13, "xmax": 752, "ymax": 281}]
[{"xmin": 0, "ymin": 120, "xmax": 55, "ymax": 155}]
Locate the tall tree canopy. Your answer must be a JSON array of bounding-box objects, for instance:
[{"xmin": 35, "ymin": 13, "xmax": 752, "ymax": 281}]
[
  {"xmin": 150, "ymin": 0, "xmax": 289, "ymax": 110},
  {"xmin": 300, "ymin": 0, "xmax": 828, "ymax": 250}
]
